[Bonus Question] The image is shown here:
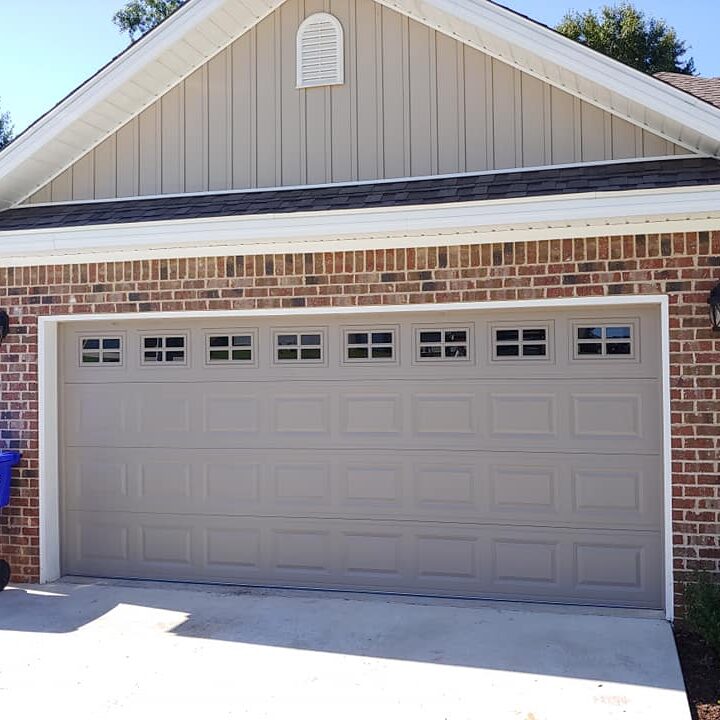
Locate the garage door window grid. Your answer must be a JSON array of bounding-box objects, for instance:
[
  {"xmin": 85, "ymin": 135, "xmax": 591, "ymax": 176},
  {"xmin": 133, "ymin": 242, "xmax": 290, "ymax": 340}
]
[
  {"xmin": 274, "ymin": 330, "xmax": 325, "ymax": 363},
  {"xmin": 79, "ymin": 318, "xmax": 639, "ymax": 372},
  {"xmin": 491, "ymin": 325, "xmax": 550, "ymax": 360},
  {"xmin": 141, "ymin": 334, "xmax": 188, "ymax": 365},
  {"xmin": 79, "ymin": 336, "xmax": 123, "ymax": 366},
  {"xmin": 206, "ymin": 332, "xmax": 256, "ymax": 365},
  {"xmin": 415, "ymin": 328, "xmax": 471, "ymax": 361},
  {"xmin": 344, "ymin": 328, "xmax": 396, "ymax": 362},
  {"xmin": 574, "ymin": 322, "xmax": 635, "ymax": 358}
]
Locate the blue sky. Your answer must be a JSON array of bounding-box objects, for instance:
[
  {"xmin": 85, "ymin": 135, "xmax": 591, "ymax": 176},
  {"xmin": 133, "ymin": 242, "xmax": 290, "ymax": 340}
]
[{"xmin": 1, "ymin": 0, "xmax": 718, "ymax": 134}]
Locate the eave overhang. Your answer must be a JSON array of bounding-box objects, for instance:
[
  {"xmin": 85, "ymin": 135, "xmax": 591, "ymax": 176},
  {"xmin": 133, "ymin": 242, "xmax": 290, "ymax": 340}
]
[{"xmin": 1, "ymin": 183, "xmax": 718, "ymax": 267}]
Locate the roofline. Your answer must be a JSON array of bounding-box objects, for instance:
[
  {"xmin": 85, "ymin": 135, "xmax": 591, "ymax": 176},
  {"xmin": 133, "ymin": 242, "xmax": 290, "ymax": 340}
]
[
  {"xmin": 375, "ymin": 0, "xmax": 720, "ymax": 143},
  {"xmin": 1, "ymin": 183, "xmax": 719, "ymax": 267},
  {"xmin": 653, "ymin": 73, "xmax": 720, "ymax": 112},
  {"xmin": 0, "ymin": 0, "xmax": 215, "ymax": 168},
  {"xmin": 13, "ymin": 154, "xmax": 699, "ymax": 210},
  {"xmin": 0, "ymin": 0, "xmax": 194, "ymax": 155}
]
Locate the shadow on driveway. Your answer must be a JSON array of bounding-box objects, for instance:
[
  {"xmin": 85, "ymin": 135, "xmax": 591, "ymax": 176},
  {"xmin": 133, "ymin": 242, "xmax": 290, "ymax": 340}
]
[{"xmin": 0, "ymin": 578, "xmax": 684, "ymax": 692}]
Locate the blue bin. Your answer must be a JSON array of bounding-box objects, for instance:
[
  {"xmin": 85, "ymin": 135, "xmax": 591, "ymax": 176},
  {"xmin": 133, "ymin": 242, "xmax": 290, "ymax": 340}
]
[{"xmin": 0, "ymin": 452, "xmax": 22, "ymax": 509}]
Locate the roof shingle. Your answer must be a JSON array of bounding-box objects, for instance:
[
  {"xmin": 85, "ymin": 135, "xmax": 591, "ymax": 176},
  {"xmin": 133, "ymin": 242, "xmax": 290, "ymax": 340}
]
[{"xmin": 655, "ymin": 72, "xmax": 720, "ymax": 109}]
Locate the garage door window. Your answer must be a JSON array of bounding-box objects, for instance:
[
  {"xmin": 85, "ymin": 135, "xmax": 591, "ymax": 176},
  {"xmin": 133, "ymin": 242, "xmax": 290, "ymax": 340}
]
[
  {"xmin": 274, "ymin": 330, "xmax": 324, "ymax": 363},
  {"xmin": 491, "ymin": 326, "xmax": 549, "ymax": 360},
  {"xmin": 574, "ymin": 324, "xmax": 634, "ymax": 358},
  {"xmin": 79, "ymin": 336, "xmax": 123, "ymax": 366},
  {"xmin": 415, "ymin": 328, "xmax": 470, "ymax": 361},
  {"xmin": 344, "ymin": 329, "xmax": 396, "ymax": 362},
  {"xmin": 141, "ymin": 335, "xmax": 187, "ymax": 365},
  {"xmin": 206, "ymin": 332, "xmax": 255, "ymax": 364}
]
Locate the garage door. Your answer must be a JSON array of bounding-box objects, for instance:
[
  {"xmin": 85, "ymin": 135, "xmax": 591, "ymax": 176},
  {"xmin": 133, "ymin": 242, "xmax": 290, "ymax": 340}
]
[{"xmin": 60, "ymin": 306, "xmax": 664, "ymax": 608}]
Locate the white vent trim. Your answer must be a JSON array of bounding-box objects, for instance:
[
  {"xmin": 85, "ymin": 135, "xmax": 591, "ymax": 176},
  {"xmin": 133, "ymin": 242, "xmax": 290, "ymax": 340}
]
[{"xmin": 296, "ymin": 12, "xmax": 344, "ymax": 89}]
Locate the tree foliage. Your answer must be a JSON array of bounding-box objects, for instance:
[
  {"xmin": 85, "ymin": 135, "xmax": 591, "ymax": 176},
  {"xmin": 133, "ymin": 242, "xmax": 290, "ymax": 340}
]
[
  {"xmin": 556, "ymin": 3, "xmax": 696, "ymax": 75},
  {"xmin": 113, "ymin": 0, "xmax": 186, "ymax": 40},
  {"xmin": 0, "ymin": 101, "xmax": 13, "ymax": 151}
]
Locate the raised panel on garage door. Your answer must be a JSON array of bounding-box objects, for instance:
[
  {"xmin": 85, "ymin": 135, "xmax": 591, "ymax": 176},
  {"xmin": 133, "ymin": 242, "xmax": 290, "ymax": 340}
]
[
  {"xmin": 60, "ymin": 306, "xmax": 665, "ymax": 610},
  {"xmin": 63, "ymin": 379, "xmax": 660, "ymax": 453},
  {"xmin": 64, "ymin": 447, "xmax": 662, "ymax": 530}
]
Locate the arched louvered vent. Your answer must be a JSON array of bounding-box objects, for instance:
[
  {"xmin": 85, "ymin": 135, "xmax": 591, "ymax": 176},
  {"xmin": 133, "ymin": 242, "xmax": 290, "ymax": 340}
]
[{"xmin": 296, "ymin": 13, "xmax": 344, "ymax": 88}]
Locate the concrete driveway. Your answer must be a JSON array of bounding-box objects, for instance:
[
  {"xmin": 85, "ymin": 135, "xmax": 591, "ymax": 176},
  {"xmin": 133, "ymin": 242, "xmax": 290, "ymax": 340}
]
[{"xmin": 0, "ymin": 580, "xmax": 689, "ymax": 719}]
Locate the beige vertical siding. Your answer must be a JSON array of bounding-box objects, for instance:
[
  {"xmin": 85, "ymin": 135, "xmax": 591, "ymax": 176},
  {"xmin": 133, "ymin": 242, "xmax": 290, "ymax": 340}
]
[
  {"xmin": 138, "ymin": 105, "xmax": 161, "ymax": 196},
  {"xmin": 26, "ymin": 0, "xmax": 691, "ymax": 204},
  {"xmin": 116, "ymin": 119, "xmax": 139, "ymax": 198}
]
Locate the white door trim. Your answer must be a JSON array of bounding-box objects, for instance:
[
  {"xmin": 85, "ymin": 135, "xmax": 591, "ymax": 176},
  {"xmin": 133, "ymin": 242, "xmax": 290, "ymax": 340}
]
[{"xmin": 38, "ymin": 294, "xmax": 673, "ymax": 618}]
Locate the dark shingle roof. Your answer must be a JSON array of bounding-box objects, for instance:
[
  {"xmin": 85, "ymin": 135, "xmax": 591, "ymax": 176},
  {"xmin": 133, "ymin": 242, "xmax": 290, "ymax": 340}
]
[
  {"xmin": 655, "ymin": 73, "xmax": 720, "ymax": 110},
  {"xmin": 1, "ymin": 157, "xmax": 719, "ymax": 233}
]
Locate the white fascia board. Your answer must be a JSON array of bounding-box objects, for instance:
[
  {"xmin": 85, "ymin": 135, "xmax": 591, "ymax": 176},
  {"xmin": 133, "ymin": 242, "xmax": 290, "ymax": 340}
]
[
  {"xmin": 0, "ymin": 0, "xmax": 286, "ymax": 209},
  {"xmin": 480, "ymin": 0, "xmax": 720, "ymax": 132},
  {"xmin": 0, "ymin": 0, "xmax": 222, "ymax": 174},
  {"xmin": 1, "ymin": 185, "xmax": 720, "ymax": 267}
]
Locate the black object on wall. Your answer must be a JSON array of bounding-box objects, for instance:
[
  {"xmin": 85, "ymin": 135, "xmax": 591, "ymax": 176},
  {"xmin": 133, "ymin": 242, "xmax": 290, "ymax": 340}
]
[
  {"xmin": 0, "ymin": 310, "xmax": 9, "ymax": 345},
  {"xmin": 710, "ymin": 283, "xmax": 720, "ymax": 332}
]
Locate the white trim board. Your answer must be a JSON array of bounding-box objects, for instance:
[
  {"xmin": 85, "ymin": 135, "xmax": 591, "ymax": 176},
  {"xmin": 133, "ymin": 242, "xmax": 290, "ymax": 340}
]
[
  {"xmin": 38, "ymin": 295, "xmax": 673, "ymax": 619},
  {"xmin": 3, "ymin": 185, "xmax": 720, "ymax": 268},
  {"xmin": 2, "ymin": 0, "xmax": 720, "ymax": 208},
  {"xmin": 0, "ymin": 0, "xmax": 287, "ymax": 209},
  {"xmin": 378, "ymin": 0, "xmax": 720, "ymax": 154},
  {"xmin": 660, "ymin": 296, "xmax": 673, "ymax": 620}
]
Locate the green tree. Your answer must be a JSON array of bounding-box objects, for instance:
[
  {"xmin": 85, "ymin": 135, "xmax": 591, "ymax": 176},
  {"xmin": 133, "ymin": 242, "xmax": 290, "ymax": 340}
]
[
  {"xmin": 113, "ymin": 0, "xmax": 186, "ymax": 41},
  {"xmin": 556, "ymin": 3, "xmax": 695, "ymax": 75},
  {"xmin": 0, "ymin": 101, "xmax": 13, "ymax": 151}
]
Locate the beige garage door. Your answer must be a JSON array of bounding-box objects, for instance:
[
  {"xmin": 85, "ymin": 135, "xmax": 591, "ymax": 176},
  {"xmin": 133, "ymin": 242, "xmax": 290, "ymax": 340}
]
[{"xmin": 60, "ymin": 306, "xmax": 664, "ymax": 609}]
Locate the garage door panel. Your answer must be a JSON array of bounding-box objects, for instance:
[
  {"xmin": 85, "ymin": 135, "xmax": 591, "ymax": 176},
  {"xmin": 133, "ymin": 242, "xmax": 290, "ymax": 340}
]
[
  {"xmin": 65, "ymin": 385, "xmax": 131, "ymax": 438},
  {"xmin": 74, "ymin": 458, "xmax": 130, "ymax": 502},
  {"xmin": 63, "ymin": 379, "xmax": 660, "ymax": 453},
  {"xmin": 141, "ymin": 524, "xmax": 193, "ymax": 566},
  {"xmin": 340, "ymin": 394, "xmax": 403, "ymax": 434},
  {"xmin": 73, "ymin": 517, "xmax": 130, "ymax": 564},
  {"xmin": 139, "ymin": 392, "xmax": 191, "ymax": 434},
  {"xmin": 64, "ymin": 448, "xmax": 662, "ymax": 530},
  {"xmin": 203, "ymin": 395, "xmax": 260, "ymax": 433},
  {"xmin": 63, "ymin": 511, "xmax": 662, "ymax": 607},
  {"xmin": 206, "ymin": 527, "xmax": 262, "ymax": 571},
  {"xmin": 61, "ymin": 308, "xmax": 662, "ymax": 385},
  {"xmin": 205, "ymin": 461, "xmax": 262, "ymax": 502}
]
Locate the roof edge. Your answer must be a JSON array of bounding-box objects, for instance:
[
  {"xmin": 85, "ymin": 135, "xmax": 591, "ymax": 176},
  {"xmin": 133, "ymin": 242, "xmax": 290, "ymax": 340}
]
[
  {"xmin": 376, "ymin": 0, "xmax": 720, "ymax": 151},
  {"xmin": 0, "ymin": 0, "xmax": 250, "ymax": 209},
  {"xmin": 1, "ymin": 185, "xmax": 720, "ymax": 267}
]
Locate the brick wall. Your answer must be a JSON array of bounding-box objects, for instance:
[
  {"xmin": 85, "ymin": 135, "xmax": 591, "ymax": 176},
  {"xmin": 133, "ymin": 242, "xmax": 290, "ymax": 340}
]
[{"xmin": 0, "ymin": 231, "xmax": 718, "ymax": 613}]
